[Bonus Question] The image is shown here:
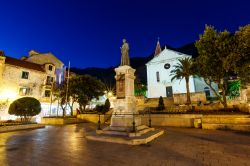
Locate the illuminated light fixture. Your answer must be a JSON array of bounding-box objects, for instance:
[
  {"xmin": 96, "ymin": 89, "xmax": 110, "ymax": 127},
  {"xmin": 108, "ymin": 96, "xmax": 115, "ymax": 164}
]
[{"xmin": 107, "ymin": 91, "xmax": 113, "ymax": 97}]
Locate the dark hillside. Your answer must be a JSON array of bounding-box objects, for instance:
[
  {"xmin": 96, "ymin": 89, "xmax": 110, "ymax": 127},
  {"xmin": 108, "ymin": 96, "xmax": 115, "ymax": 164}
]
[{"xmin": 70, "ymin": 42, "xmax": 198, "ymax": 86}]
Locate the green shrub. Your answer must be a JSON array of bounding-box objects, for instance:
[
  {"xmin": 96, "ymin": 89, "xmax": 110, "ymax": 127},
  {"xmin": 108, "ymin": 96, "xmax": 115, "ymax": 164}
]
[
  {"xmin": 227, "ymin": 80, "xmax": 240, "ymax": 99},
  {"xmin": 157, "ymin": 96, "xmax": 165, "ymax": 111},
  {"xmin": 104, "ymin": 99, "xmax": 110, "ymax": 111},
  {"xmin": 95, "ymin": 99, "xmax": 110, "ymax": 114},
  {"xmin": 8, "ymin": 97, "xmax": 41, "ymax": 122}
]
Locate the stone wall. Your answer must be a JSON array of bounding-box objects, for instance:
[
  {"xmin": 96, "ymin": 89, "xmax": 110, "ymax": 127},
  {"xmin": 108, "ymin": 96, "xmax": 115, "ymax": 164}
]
[
  {"xmin": 173, "ymin": 92, "xmax": 206, "ymax": 105},
  {"xmin": 202, "ymin": 115, "xmax": 250, "ymax": 124},
  {"xmin": 77, "ymin": 114, "xmax": 110, "ymax": 124},
  {"xmin": 41, "ymin": 117, "xmax": 81, "ymax": 125},
  {"xmin": 202, "ymin": 115, "xmax": 250, "ymax": 132},
  {"xmin": 0, "ymin": 64, "xmax": 49, "ymax": 120},
  {"xmin": 240, "ymin": 85, "xmax": 250, "ymax": 103},
  {"xmin": 136, "ymin": 96, "xmax": 174, "ymax": 111},
  {"xmin": 140, "ymin": 114, "xmax": 250, "ymax": 132},
  {"xmin": 26, "ymin": 52, "xmax": 64, "ymax": 68},
  {"xmin": 234, "ymin": 103, "xmax": 250, "ymax": 114},
  {"xmin": 1, "ymin": 64, "xmax": 46, "ymax": 100},
  {"xmin": 141, "ymin": 114, "xmax": 203, "ymax": 127}
]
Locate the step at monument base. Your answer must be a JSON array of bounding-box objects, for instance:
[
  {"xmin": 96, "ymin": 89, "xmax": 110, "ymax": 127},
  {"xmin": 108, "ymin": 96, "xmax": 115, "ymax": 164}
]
[
  {"xmin": 96, "ymin": 125, "xmax": 155, "ymax": 137},
  {"xmin": 86, "ymin": 128, "xmax": 165, "ymax": 145}
]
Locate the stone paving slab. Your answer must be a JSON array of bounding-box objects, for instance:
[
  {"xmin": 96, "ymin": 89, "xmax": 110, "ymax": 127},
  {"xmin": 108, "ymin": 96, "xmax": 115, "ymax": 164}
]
[
  {"xmin": 0, "ymin": 124, "xmax": 249, "ymax": 166},
  {"xmin": 86, "ymin": 129, "xmax": 164, "ymax": 145},
  {"xmin": 0, "ymin": 124, "xmax": 45, "ymax": 133}
]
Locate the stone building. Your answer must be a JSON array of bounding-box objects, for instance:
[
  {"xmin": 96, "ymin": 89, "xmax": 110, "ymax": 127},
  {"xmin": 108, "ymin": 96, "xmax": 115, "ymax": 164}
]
[
  {"xmin": 0, "ymin": 51, "xmax": 64, "ymax": 121},
  {"xmin": 24, "ymin": 50, "xmax": 64, "ymax": 85},
  {"xmin": 146, "ymin": 41, "xmax": 218, "ymax": 100}
]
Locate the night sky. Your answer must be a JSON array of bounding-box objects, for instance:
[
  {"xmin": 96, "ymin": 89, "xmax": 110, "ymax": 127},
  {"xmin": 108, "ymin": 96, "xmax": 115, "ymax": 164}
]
[{"xmin": 0, "ymin": 0, "xmax": 249, "ymax": 68}]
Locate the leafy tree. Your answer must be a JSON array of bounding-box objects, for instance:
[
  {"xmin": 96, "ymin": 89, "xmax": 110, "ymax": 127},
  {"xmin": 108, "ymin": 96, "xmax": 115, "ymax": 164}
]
[
  {"xmin": 227, "ymin": 80, "xmax": 240, "ymax": 99},
  {"xmin": 53, "ymin": 83, "xmax": 69, "ymax": 117},
  {"xmin": 157, "ymin": 96, "xmax": 165, "ymax": 111},
  {"xmin": 234, "ymin": 24, "xmax": 250, "ymax": 86},
  {"xmin": 8, "ymin": 97, "xmax": 41, "ymax": 122},
  {"xmin": 75, "ymin": 75, "xmax": 105, "ymax": 112},
  {"xmin": 195, "ymin": 25, "xmax": 236, "ymax": 108},
  {"xmin": 54, "ymin": 75, "xmax": 105, "ymax": 115},
  {"xmin": 170, "ymin": 57, "xmax": 193, "ymax": 105},
  {"xmin": 134, "ymin": 84, "xmax": 147, "ymax": 96}
]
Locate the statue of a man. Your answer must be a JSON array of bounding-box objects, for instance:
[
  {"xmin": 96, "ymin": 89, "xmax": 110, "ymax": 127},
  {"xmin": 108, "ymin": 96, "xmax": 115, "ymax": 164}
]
[{"xmin": 120, "ymin": 39, "xmax": 130, "ymax": 66}]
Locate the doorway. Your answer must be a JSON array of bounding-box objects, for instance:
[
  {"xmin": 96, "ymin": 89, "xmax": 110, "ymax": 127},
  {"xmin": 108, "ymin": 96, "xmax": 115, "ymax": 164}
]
[
  {"xmin": 204, "ymin": 87, "xmax": 210, "ymax": 97},
  {"xmin": 166, "ymin": 86, "xmax": 173, "ymax": 97}
]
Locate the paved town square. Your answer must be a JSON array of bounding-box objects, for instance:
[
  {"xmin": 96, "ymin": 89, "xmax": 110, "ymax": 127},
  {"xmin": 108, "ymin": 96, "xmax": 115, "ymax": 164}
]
[{"xmin": 0, "ymin": 124, "xmax": 249, "ymax": 166}]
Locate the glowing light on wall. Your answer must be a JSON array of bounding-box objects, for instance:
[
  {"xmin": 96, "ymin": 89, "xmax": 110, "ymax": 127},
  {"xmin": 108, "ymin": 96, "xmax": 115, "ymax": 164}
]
[{"xmin": 0, "ymin": 88, "xmax": 17, "ymax": 101}]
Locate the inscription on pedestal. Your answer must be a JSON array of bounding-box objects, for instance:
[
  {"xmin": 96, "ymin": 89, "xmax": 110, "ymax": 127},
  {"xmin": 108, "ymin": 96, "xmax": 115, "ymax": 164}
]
[{"xmin": 116, "ymin": 73, "xmax": 125, "ymax": 99}]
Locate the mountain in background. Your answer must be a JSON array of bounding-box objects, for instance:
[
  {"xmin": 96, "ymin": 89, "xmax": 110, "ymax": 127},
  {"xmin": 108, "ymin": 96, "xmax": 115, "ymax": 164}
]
[{"xmin": 70, "ymin": 42, "xmax": 198, "ymax": 86}]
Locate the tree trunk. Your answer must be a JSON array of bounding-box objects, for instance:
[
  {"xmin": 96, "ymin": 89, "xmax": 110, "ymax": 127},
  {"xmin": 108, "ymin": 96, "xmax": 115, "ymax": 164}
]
[
  {"xmin": 56, "ymin": 100, "xmax": 59, "ymax": 117},
  {"xmin": 204, "ymin": 78, "xmax": 224, "ymax": 103},
  {"xmin": 185, "ymin": 77, "xmax": 191, "ymax": 105},
  {"xmin": 70, "ymin": 101, "xmax": 75, "ymax": 116},
  {"xmin": 61, "ymin": 103, "xmax": 66, "ymax": 117},
  {"xmin": 62, "ymin": 109, "xmax": 65, "ymax": 117},
  {"xmin": 221, "ymin": 86, "xmax": 228, "ymax": 108},
  {"xmin": 79, "ymin": 104, "xmax": 83, "ymax": 113}
]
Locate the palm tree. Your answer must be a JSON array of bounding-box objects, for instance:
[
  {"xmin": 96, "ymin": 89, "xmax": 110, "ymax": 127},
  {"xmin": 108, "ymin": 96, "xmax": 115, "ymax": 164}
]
[{"xmin": 170, "ymin": 57, "xmax": 193, "ymax": 105}]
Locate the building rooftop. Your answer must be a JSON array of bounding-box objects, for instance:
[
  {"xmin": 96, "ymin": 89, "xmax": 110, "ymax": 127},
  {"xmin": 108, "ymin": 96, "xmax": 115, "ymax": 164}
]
[{"xmin": 5, "ymin": 56, "xmax": 45, "ymax": 72}]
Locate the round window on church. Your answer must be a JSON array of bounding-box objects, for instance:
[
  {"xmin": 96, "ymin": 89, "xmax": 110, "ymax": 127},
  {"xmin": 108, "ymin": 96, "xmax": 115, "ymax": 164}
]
[{"xmin": 164, "ymin": 63, "xmax": 170, "ymax": 69}]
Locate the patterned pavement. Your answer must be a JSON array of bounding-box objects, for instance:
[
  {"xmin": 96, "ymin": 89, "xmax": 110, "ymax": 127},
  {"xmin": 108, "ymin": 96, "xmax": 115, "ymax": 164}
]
[{"xmin": 0, "ymin": 123, "xmax": 250, "ymax": 166}]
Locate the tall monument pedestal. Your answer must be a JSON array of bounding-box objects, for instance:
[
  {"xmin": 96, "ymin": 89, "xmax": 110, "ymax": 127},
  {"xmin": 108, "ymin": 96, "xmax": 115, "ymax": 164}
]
[
  {"xmin": 86, "ymin": 39, "xmax": 164, "ymax": 145},
  {"xmin": 110, "ymin": 65, "xmax": 141, "ymax": 131}
]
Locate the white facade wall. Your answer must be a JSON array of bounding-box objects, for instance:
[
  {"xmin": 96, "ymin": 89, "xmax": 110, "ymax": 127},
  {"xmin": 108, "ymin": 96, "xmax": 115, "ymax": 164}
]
[
  {"xmin": 146, "ymin": 48, "xmax": 217, "ymax": 98},
  {"xmin": 146, "ymin": 48, "xmax": 195, "ymax": 98},
  {"xmin": 193, "ymin": 77, "xmax": 218, "ymax": 97}
]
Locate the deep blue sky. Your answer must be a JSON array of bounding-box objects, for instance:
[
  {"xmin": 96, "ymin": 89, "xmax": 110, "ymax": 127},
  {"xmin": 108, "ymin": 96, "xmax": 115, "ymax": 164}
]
[{"xmin": 0, "ymin": 0, "xmax": 249, "ymax": 68}]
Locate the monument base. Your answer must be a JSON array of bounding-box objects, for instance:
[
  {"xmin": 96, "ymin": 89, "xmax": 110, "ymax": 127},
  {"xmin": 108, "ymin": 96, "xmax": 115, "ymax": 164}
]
[
  {"xmin": 85, "ymin": 40, "xmax": 165, "ymax": 145},
  {"xmin": 85, "ymin": 124, "xmax": 165, "ymax": 145},
  {"xmin": 110, "ymin": 115, "xmax": 141, "ymax": 131}
]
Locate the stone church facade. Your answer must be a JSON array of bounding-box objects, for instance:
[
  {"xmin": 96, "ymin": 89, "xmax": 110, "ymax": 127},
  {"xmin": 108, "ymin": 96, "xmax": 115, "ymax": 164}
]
[{"xmin": 146, "ymin": 41, "xmax": 218, "ymax": 99}]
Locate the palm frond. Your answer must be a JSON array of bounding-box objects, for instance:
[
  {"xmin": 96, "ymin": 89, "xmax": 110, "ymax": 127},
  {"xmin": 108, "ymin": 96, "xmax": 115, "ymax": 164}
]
[{"xmin": 170, "ymin": 57, "xmax": 193, "ymax": 82}]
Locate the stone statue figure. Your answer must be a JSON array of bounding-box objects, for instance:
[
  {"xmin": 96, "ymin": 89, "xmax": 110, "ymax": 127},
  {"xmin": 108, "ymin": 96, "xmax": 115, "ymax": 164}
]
[{"xmin": 120, "ymin": 39, "xmax": 130, "ymax": 66}]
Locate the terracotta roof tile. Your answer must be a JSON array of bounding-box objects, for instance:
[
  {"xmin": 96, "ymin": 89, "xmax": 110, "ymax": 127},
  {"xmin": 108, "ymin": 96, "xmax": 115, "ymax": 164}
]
[{"xmin": 5, "ymin": 56, "xmax": 45, "ymax": 72}]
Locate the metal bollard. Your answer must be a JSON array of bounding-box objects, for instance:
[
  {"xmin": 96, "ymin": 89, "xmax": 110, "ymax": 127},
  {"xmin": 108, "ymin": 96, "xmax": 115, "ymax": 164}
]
[
  {"xmin": 97, "ymin": 114, "xmax": 101, "ymax": 130},
  {"xmin": 148, "ymin": 109, "xmax": 151, "ymax": 127},
  {"xmin": 132, "ymin": 113, "xmax": 136, "ymax": 132}
]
